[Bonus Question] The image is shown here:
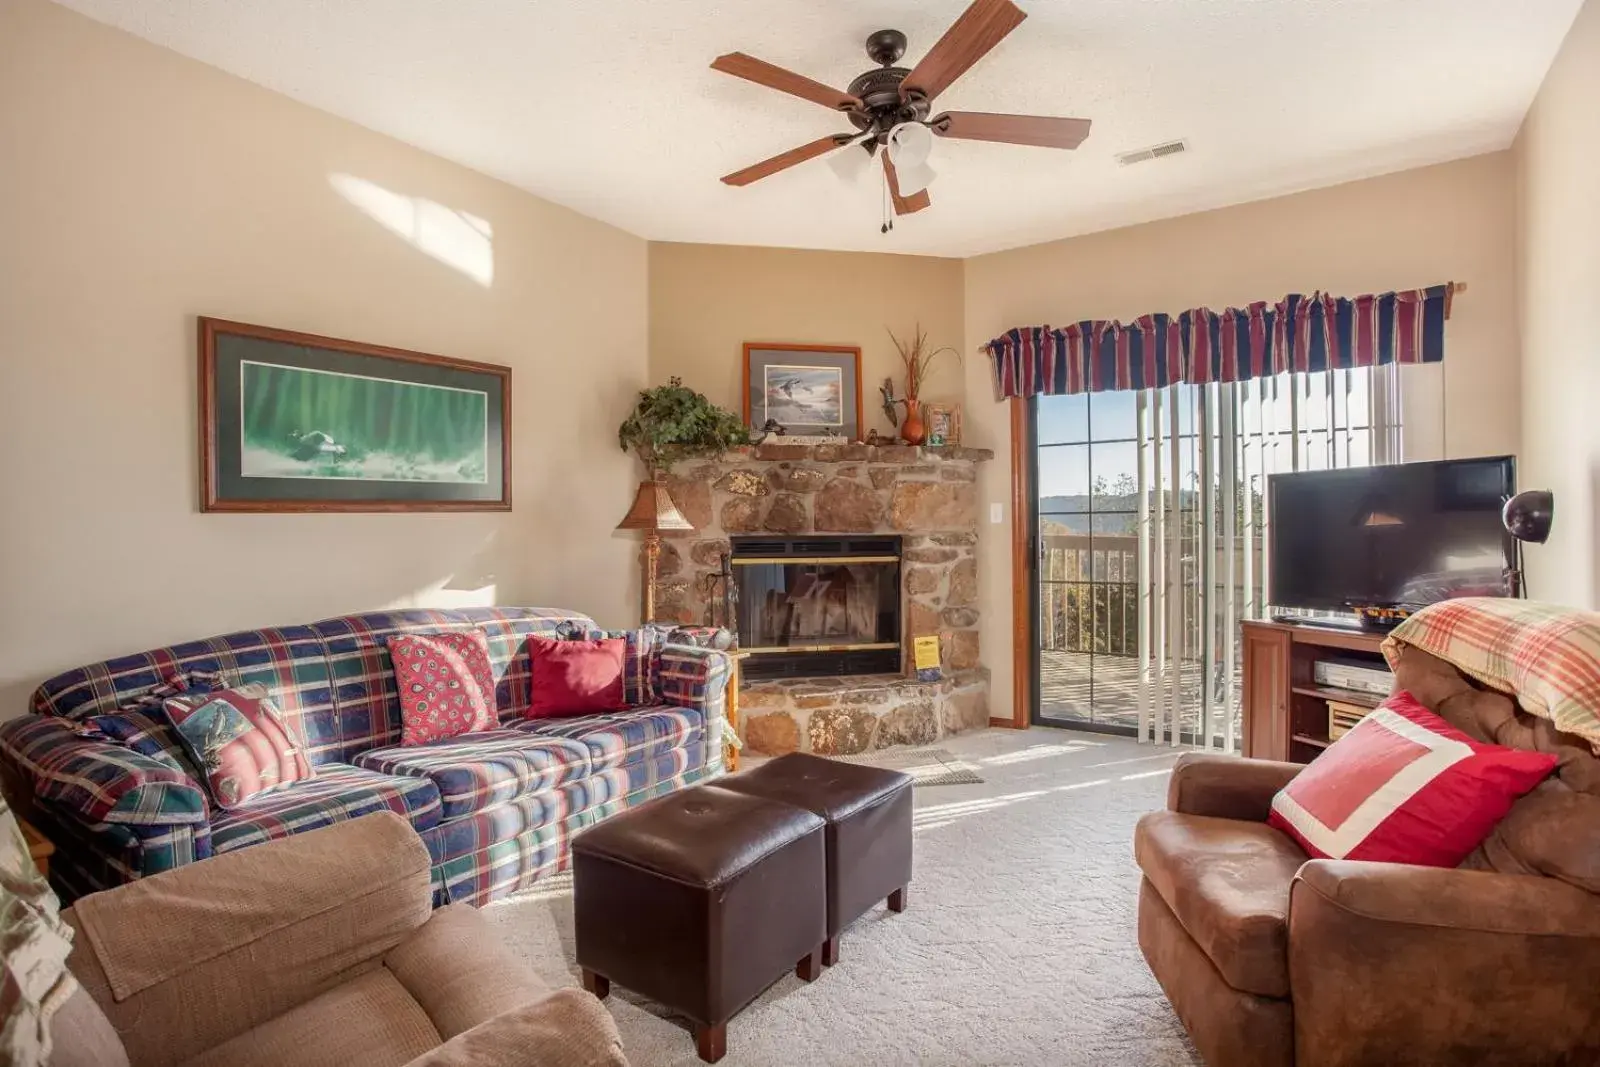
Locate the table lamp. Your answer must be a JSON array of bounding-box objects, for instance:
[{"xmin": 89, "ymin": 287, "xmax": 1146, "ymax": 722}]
[
  {"xmin": 1502, "ymin": 489, "xmax": 1554, "ymax": 598},
  {"xmin": 615, "ymin": 479, "xmax": 694, "ymax": 623}
]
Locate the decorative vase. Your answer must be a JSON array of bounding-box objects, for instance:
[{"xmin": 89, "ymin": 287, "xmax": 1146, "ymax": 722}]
[{"xmin": 900, "ymin": 400, "xmax": 926, "ymax": 445}]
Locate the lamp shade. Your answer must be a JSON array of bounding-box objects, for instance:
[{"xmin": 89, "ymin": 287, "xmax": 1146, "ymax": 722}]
[
  {"xmin": 894, "ymin": 160, "xmax": 937, "ymax": 197},
  {"xmin": 828, "ymin": 141, "xmax": 873, "ymax": 183},
  {"xmin": 1502, "ymin": 489, "xmax": 1554, "ymax": 544},
  {"xmin": 887, "ymin": 122, "xmax": 933, "ymax": 168},
  {"xmin": 615, "ymin": 480, "xmax": 694, "ymax": 533}
]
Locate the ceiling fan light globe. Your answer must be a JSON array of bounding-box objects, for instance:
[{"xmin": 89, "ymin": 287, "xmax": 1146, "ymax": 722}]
[
  {"xmin": 887, "ymin": 122, "xmax": 934, "ymax": 168},
  {"xmin": 827, "ymin": 143, "xmax": 873, "ymax": 183},
  {"xmin": 896, "ymin": 161, "xmax": 936, "ymax": 197}
]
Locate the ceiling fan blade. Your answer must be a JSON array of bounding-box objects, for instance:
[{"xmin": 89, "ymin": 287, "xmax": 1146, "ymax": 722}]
[
  {"xmin": 934, "ymin": 111, "xmax": 1092, "ymax": 149},
  {"xmin": 901, "ymin": 0, "xmax": 1027, "ymax": 104},
  {"xmin": 721, "ymin": 135, "xmax": 853, "ymax": 187},
  {"xmin": 711, "ymin": 52, "xmax": 862, "ymax": 111},
  {"xmin": 883, "ymin": 154, "xmax": 931, "ymax": 216}
]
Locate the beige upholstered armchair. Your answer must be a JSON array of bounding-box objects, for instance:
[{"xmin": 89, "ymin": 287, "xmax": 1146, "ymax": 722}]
[{"xmin": 47, "ymin": 812, "xmax": 628, "ymax": 1067}]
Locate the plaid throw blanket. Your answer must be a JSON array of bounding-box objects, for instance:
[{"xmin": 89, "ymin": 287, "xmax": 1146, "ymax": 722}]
[{"xmin": 1384, "ymin": 598, "xmax": 1600, "ymax": 753}]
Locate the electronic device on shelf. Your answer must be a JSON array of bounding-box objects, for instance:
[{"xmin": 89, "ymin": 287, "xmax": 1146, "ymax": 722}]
[
  {"xmin": 1327, "ymin": 700, "xmax": 1371, "ymax": 740},
  {"xmin": 1267, "ymin": 456, "xmax": 1517, "ymax": 623},
  {"xmin": 1314, "ymin": 658, "xmax": 1394, "ymax": 697}
]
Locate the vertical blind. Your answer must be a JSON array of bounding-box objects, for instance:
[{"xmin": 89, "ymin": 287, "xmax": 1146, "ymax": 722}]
[{"xmin": 1131, "ymin": 366, "xmax": 1402, "ymax": 749}]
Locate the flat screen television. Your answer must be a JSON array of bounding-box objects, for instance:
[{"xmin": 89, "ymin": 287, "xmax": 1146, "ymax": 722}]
[{"xmin": 1268, "ymin": 456, "xmax": 1515, "ymax": 613}]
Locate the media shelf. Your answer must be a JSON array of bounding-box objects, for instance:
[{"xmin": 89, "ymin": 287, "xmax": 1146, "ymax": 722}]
[
  {"xmin": 1289, "ymin": 685, "xmax": 1384, "ymax": 709},
  {"xmin": 1242, "ymin": 620, "xmax": 1393, "ymax": 764}
]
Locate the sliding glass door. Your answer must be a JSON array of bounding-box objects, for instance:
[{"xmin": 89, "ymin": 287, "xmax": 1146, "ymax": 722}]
[{"xmin": 1030, "ymin": 369, "xmax": 1400, "ymax": 745}]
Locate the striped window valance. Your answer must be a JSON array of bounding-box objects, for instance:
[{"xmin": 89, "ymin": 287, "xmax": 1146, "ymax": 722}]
[{"xmin": 984, "ymin": 284, "xmax": 1456, "ymax": 399}]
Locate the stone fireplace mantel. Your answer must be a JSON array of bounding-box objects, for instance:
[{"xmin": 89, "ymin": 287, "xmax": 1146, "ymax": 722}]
[{"xmin": 653, "ymin": 442, "xmax": 993, "ymax": 757}]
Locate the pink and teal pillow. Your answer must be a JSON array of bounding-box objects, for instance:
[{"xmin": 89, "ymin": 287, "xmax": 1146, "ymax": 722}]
[
  {"xmin": 161, "ymin": 685, "xmax": 314, "ymax": 809},
  {"xmin": 390, "ymin": 630, "xmax": 498, "ymax": 746}
]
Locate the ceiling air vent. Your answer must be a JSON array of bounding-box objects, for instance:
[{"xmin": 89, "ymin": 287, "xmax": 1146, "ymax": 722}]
[{"xmin": 1116, "ymin": 139, "xmax": 1189, "ymax": 166}]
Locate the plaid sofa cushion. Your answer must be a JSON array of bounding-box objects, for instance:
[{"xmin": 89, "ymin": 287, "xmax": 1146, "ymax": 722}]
[
  {"xmin": 515, "ymin": 704, "xmax": 704, "ymax": 773},
  {"xmin": 209, "ymin": 763, "xmax": 442, "ymax": 855},
  {"xmin": 1385, "ymin": 598, "xmax": 1600, "ymax": 752},
  {"xmin": 422, "ymin": 739, "xmax": 712, "ymax": 906},
  {"xmin": 352, "ymin": 730, "xmax": 591, "ymax": 821},
  {"xmin": 585, "ymin": 625, "xmax": 674, "ymax": 707},
  {"xmin": 0, "ymin": 717, "xmax": 208, "ymax": 827}
]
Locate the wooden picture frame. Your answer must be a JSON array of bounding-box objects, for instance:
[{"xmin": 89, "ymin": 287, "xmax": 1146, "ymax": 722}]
[
  {"xmin": 742, "ymin": 342, "xmax": 864, "ymax": 442},
  {"xmin": 924, "ymin": 403, "xmax": 963, "ymax": 446},
  {"xmin": 198, "ymin": 317, "xmax": 512, "ymax": 513}
]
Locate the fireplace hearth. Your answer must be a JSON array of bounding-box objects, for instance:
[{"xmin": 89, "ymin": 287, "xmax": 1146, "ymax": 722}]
[{"xmin": 731, "ymin": 535, "xmax": 902, "ymax": 680}]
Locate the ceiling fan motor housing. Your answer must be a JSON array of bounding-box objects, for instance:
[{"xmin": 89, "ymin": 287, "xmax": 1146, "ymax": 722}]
[{"xmin": 844, "ymin": 30, "xmax": 932, "ymax": 143}]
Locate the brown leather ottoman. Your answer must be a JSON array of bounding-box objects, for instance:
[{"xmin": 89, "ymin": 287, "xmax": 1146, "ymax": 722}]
[
  {"xmin": 571, "ymin": 784, "xmax": 827, "ymax": 1063},
  {"xmin": 718, "ymin": 752, "xmax": 913, "ymax": 966}
]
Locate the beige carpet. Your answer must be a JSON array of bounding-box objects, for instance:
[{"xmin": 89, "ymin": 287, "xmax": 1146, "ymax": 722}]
[{"xmin": 481, "ymin": 728, "xmax": 1202, "ymax": 1067}]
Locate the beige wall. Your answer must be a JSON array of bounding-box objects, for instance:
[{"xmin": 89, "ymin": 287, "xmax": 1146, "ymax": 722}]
[
  {"xmin": 1515, "ymin": 0, "xmax": 1600, "ymax": 608},
  {"xmin": 648, "ymin": 243, "xmax": 965, "ymax": 441},
  {"xmin": 0, "ymin": 0, "xmax": 649, "ymax": 714},
  {"xmin": 963, "ymin": 153, "xmax": 1521, "ymax": 723}
]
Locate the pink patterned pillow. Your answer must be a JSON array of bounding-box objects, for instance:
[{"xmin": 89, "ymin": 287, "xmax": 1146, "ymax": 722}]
[
  {"xmin": 391, "ymin": 630, "xmax": 498, "ymax": 746},
  {"xmin": 161, "ymin": 685, "xmax": 314, "ymax": 810}
]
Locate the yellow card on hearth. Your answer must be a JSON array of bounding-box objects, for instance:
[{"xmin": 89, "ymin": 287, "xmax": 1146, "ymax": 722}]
[{"xmin": 913, "ymin": 635, "xmax": 942, "ymax": 681}]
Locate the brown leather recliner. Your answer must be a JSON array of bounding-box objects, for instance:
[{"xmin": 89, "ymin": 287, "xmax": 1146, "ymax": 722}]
[{"xmin": 1133, "ymin": 646, "xmax": 1600, "ymax": 1067}]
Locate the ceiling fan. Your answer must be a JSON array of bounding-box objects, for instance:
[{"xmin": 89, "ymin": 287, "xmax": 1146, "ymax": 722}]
[{"xmin": 711, "ymin": 0, "xmax": 1091, "ymax": 220}]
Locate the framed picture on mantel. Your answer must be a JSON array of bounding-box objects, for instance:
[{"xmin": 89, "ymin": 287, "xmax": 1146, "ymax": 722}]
[
  {"xmin": 198, "ymin": 318, "xmax": 512, "ymax": 512},
  {"xmin": 742, "ymin": 342, "xmax": 863, "ymax": 442}
]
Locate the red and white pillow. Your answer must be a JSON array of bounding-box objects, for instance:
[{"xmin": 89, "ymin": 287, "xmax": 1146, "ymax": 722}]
[
  {"xmin": 162, "ymin": 685, "xmax": 314, "ymax": 810},
  {"xmin": 391, "ymin": 630, "xmax": 498, "ymax": 746},
  {"xmin": 1268, "ymin": 691, "xmax": 1557, "ymax": 867}
]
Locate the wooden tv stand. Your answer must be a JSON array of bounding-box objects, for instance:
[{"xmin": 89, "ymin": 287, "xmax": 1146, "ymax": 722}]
[{"xmin": 1240, "ymin": 619, "xmax": 1392, "ymax": 763}]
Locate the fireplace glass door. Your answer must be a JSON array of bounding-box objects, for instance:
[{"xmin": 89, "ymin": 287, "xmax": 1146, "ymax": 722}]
[{"xmin": 731, "ymin": 536, "xmax": 902, "ymax": 679}]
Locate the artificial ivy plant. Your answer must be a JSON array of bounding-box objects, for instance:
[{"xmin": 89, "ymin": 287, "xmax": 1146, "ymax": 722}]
[{"xmin": 617, "ymin": 377, "xmax": 749, "ymax": 476}]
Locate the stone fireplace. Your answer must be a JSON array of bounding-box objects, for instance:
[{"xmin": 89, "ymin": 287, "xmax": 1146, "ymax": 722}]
[{"xmin": 655, "ymin": 442, "xmax": 992, "ymax": 757}]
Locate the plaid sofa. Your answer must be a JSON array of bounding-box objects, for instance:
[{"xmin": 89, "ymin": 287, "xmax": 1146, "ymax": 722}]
[{"xmin": 0, "ymin": 607, "xmax": 729, "ymax": 907}]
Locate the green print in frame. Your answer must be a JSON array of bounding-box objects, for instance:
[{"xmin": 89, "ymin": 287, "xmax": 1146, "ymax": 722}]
[{"xmin": 199, "ymin": 318, "xmax": 511, "ymax": 512}]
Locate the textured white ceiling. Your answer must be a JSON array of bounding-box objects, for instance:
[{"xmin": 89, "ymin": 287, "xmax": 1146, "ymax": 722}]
[{"xmin": 54, "ymin": 0, "xmax": 1583, "ymax": 257}]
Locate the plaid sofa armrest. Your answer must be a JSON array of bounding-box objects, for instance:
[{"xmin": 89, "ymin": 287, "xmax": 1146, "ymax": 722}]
[
  {"xmin": 35, "ymin": 808, "xmax": 212, "ymax": 902},
  {"xmin": 0, "ymin": 716, "xmax": 209, "ymax": 828},
  {"xmin": 656, "ymin": 645, "xmax": 731, "ymax": 723},
  {"xmin": 657, "ymin": 644, "xmax": 734, "ymax": 762}
]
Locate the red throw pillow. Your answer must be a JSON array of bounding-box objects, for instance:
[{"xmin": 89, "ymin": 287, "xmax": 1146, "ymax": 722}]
[
  {"xmin": 1268, "ymin": 690, "xmax": 1557, "ymax": 867},
  {"xmin": 162, "ymin": 685, "xmax": 314, "ymax": 810},
  {"xmin": 390, "ymin": 630, "xmax": 498, "ymax": 746},
  {"xmin": 526, "ymin": 636, "xmax": 626, "ymax": 719}
]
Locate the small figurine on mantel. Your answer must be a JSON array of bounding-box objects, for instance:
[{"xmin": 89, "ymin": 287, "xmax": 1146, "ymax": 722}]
[
  {"xmin": 753, "ymin": 418, "xmax": 786, "ymax": 444},
  {"xmin": 879, "ymin": 378, "xmax": 900, "ymax": 430}
]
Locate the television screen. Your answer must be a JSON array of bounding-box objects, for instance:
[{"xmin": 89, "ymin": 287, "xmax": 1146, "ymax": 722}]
[{"xmin": 1268, "ymin": 457, "xmax": 1515, "ymax": 612}]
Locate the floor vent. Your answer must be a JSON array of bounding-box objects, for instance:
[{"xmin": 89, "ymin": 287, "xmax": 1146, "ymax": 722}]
[{"xmin": 1116, "ymin": 139, "xmax": 1188, "ymax": 166}]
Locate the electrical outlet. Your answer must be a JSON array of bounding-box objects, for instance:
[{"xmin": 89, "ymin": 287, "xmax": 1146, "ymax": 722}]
[{"xmin": 989, "ymin": 503, "xmax": 1004, "ymax": 524}]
